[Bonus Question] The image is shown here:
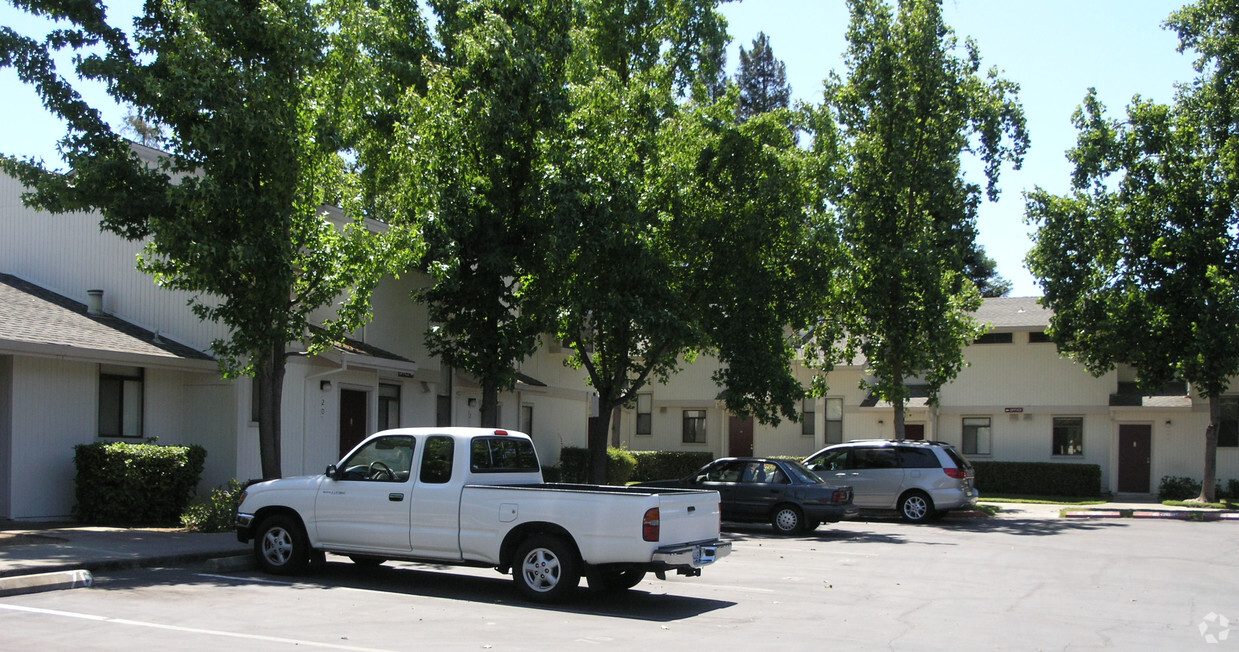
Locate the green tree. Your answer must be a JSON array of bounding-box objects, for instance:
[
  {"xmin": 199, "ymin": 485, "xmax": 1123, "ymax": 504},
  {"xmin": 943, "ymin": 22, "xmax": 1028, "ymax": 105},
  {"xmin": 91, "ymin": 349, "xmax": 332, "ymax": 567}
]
[
  {"xmin": 332, "ymin": 0, "xmax": 572, "ymax": 428},
  {"xmin": 1025, "ymin": 0, "xmax": 1239, "ymax": 502},
  {"xmin": 736, "ymin": 31, "xmax": 791, "ymax": 120},
  {"xmin": 818, "ymin": 0, "xmax": 1028, "ymax": 439},
  {"xmin": 545, "ymin": 0, "xmax": 830, "ymax": 482},
  {"xmin": 1, "ymin": 0, "xmax": 383, "ymax": 479}
]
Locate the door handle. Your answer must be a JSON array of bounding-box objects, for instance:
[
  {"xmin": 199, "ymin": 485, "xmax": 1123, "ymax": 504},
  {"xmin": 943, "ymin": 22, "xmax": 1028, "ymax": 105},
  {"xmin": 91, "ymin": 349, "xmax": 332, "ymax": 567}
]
[{"xmin": 388, "ymin": 493, "xmax": 404, "ymax": 502}]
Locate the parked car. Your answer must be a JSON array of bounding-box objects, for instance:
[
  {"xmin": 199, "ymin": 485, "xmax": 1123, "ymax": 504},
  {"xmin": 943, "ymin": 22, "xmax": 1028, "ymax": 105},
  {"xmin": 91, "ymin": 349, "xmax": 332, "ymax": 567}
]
[
  {"xmin": 803, "ymin": 440, "xmax": 978, "ymax": 523},
  {"xmin": 237, "ymin": 428, "xmax": 731, "ymax": 602},
  {"xmin": 638, "ymin": 457, "xmax": 858, "ymax": 534}
]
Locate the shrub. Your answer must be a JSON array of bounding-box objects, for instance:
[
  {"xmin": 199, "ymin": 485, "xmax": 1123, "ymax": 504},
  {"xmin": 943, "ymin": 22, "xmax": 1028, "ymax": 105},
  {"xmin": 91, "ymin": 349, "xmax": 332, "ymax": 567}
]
[
  {"xmin": 630, "ymin": 450, "xmax": 717, "ymax": 483},
  {"xmin": 181, "ymin": 479, "xmax": 245, "ymax": 532},
  {"xmin": 556, "ymin": 446, "xmax": 638, "ymax": 485},
  {"xmin": 74, "ymin": 441, "xmax": 207, "ymax": 525},
  {"xmin": 972, "ymin": 461, "xmax": 1102, "ymax": 497},
  {"xmin": 1158, "ymin": 476, "xmax": 1202, "ymax": 501}
]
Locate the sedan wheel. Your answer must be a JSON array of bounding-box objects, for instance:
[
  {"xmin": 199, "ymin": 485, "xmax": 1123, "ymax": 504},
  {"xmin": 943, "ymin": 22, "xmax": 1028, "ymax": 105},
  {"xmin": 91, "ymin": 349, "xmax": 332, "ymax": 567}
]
[{"xmin": 771, "ymin": 504, "xmax": 805, "ymax": 535}]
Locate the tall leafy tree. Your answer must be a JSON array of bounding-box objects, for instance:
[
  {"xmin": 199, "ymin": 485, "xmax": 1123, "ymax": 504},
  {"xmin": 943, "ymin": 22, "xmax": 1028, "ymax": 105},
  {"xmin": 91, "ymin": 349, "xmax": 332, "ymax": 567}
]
[
  {"xmin": 0, "ymin": 0, "xmax": 383, "ymax": 479},
  {"xmin": 818, "ymin": 0, "xmax": 1028, "ymax": 439},
  {"xmin": 1025, "ymin": 0, "xmax": 1239, "ymax": 502},
  {"xmin": 332, "ymin": 0, "xmax": 572, "ymax": 428},
  {"xmin": 544, "ymin": 0, "xmax": 831, "ymax": 481},
  {"xmin": 736, "ymin": 31, "xmax": 791, "ymax": 120}
]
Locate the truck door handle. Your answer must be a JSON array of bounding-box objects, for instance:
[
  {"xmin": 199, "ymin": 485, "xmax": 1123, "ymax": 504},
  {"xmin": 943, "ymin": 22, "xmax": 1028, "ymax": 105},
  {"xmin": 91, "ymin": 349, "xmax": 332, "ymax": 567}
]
[{"xmin": 388, "ymin": 493, "xmax": 404, "ymax": 502}]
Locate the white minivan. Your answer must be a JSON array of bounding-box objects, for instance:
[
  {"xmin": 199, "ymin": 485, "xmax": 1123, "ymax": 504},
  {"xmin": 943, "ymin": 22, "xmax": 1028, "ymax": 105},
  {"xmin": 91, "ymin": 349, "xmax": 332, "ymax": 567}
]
[{"xmin": 803, "ymin": 440, "xmax": 978, "ymax": 522}]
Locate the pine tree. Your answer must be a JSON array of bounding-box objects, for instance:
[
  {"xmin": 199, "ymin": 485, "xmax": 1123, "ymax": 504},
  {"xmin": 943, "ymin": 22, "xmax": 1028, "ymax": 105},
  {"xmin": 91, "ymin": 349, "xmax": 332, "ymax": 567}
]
[{"xmin": 736, "ymin": 32, "xmax": 791, "ymax": 120}]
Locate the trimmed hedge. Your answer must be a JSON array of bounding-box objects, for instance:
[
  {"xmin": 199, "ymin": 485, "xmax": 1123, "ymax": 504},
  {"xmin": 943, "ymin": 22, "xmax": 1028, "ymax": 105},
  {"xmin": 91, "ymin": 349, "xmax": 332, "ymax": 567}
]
[
  {"xmin": 180, "ymin": 479, "xmax": 245, "ymax": 533},
  {"xmin": 74, "ymin": 441, "xmax": 206, "ymax": 525},
  {"xmin": 972, "ymin": 461, "xmax": 1102, "ymax": 497},
  {"xmin": 631, "ymin": 450, "xmax": 717, "ymax": 482},
  {"xmin": 1158, "ymin": 476, "xmax": 1239, "ymax": 501},
  {"xmin": 557, "ymin": 447, "xmax": 638, "ymax": 485}
]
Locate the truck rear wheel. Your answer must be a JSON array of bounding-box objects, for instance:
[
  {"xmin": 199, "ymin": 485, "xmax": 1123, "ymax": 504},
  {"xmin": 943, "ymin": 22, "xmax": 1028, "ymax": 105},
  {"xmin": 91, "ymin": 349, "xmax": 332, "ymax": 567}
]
[{"xmin": 513, "ymin": 535, "xmax": 581, "ymax": 602}]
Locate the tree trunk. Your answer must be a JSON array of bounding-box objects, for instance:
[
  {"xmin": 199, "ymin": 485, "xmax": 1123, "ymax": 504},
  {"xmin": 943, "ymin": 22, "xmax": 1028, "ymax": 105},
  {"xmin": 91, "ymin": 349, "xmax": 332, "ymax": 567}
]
[
  {"xmin": 1198, "ymin": 395, "xmax": 1220, "ymax": 503},
  {"xmin": 588, "ymin": 401, "xmax": 616, "ymax": 484},
  {"xmin": 257, "ymin": 342, "xmax": 286, "ymax": 480},
  {"xmin": 480, "ymin": 384, "xmax": 499, "ymax": 428}
]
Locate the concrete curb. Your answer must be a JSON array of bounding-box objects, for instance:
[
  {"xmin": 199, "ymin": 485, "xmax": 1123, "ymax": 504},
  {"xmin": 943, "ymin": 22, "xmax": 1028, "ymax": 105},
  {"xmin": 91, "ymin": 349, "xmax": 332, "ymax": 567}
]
[
  {"xmin": 0, "ymin": 569, "xmax": 94, "ymax": 597},
  {"xmin": 1063, "ymin": 509, "xmax": 1239, "ymax": 521}
]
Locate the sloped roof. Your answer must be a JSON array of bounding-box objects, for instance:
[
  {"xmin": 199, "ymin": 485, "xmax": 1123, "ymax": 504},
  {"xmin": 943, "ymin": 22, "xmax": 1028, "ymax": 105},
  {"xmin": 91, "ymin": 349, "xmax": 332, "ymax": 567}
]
[
  {"xmin": 971, "ymin": 296, "xmax": 1051, "ymax": 330},
  {"xmin": 0, "ymin": 273, "xmax": 214, "ymax": 366},
  {"xmin": 860, "ymin": 385, "xmax": 932, "ymax": 409}
]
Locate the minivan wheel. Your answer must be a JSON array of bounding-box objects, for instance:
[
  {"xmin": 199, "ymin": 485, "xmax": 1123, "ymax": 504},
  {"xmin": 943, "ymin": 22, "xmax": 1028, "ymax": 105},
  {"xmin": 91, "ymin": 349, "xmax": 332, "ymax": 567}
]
[
  {"xmin": 771, "ymin": 504, "xmax": 805, "ymax": 535},
  {"xmin": 898, "ymin": 491, "xmax": 934, "ymax": 523}
]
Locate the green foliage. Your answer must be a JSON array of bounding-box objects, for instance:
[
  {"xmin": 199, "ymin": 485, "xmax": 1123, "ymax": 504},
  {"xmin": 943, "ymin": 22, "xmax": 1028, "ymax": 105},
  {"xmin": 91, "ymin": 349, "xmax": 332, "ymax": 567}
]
[
  {"xmin": 181, "ymin": 479, "xmax": 246, "ymax": 533},
  {"xmin": 74, "ymin": 442, "xmax": 207, "ymax": 526},
  {"xmin": 815, "ymin": 0, "xmax": 1028, "ymax": 436},
  {"xmin": 630, "ymin": 451, "xmax": 717, "ymax": 482},
  {"xmin": 1158, "ymin": 476, "xmax": 1239, "ymax": 502},
  {"xmin": 1025, "ymin": 0, "xmax": 1239, "ymax": 502},
  {"xmin": 1158, "ymin": 476, "xmax": 1203, "ymax": 502},
  {"xmin": 971, "ymin": 461, "xmax": 1103, "ymax": 498},
  {"xmin": 0, "ymin": 0, "xmax": 388, "ymax": 480},
  {"xmin": 557, "ymin": 446, "xmax": 638, "ymax": 485},
  {"xmin": 736, "ymin": 31, "xmax": 791, "ymax": 120}
]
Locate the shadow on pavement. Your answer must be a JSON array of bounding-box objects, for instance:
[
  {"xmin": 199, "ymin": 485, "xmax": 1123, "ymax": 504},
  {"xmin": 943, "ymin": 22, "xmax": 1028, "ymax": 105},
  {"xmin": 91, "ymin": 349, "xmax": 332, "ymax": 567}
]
[{"xmin": 83, "ymin": 560, "xmax": 736, "ymax": 622}]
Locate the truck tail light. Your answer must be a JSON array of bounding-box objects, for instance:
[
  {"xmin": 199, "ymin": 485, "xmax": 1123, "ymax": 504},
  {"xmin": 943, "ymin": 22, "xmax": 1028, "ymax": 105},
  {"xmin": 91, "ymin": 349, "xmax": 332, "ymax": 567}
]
[
  {"xmin": 643, "ymin": 507, "xmax": 660, "ymax": 542},
  {"xmin": 944, "ymin": 467, "xmax": 966, "ymax": 480}
]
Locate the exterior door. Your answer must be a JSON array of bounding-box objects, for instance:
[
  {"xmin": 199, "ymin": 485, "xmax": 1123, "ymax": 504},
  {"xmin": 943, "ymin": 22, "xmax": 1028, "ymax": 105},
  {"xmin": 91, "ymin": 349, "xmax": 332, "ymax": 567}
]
[
  {"xmin": 339, "ymin": 389, "xmax": 369, "ymax": 458},
  {"xmin": 1118, "ymin": 424, "xmax": 1152, "ymax": 493},
  {"xmin": 729, "ymin": 416, "xmax": 754, "ymax": 457}
]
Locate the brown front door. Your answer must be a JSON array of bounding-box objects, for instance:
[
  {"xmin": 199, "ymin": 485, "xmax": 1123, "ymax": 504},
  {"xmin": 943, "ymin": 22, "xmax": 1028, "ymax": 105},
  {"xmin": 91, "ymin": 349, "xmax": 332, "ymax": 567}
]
[
  {"xmin": 904, "ymin": 424, "xmax": 925, "ymax": 441},
  {"xmin": 1118, "ymin": 424, "xmax": 1152, "ymax": 493},
  {"xmin": 729, "ymin": 416, "xmax": 754, "ymax": 457},
  {"xmin": 339, "ymin": 389, "xmax": 368, "ymax": 458}
]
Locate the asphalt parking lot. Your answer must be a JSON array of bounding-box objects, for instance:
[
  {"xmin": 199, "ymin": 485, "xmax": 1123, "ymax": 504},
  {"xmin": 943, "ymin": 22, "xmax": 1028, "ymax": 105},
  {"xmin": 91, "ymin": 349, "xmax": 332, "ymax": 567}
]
[{"xmin": 2, "ymin": 507, "xmax": 1236, "ymax": 650}]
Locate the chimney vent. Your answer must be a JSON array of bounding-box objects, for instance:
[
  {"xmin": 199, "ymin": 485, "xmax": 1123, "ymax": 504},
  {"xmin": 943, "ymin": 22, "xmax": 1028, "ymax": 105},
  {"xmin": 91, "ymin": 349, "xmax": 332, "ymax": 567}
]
[{"xmin": 87, "ymin": 289, "xmax": 104, "ymax": 315}]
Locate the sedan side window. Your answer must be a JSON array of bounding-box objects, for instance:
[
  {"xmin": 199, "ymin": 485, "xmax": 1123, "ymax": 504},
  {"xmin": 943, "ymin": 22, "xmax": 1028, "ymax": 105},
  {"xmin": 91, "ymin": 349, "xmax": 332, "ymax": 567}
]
[{"xmin": 701, "ymin": 460, "xmax": 746, "ymax": 483}]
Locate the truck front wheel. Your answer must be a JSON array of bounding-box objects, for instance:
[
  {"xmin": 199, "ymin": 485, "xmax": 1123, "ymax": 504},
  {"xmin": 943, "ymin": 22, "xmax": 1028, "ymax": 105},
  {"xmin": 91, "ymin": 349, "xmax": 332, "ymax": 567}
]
[
  {"xmin": 513, "ymin": 535, "xmax": 581, "ymax": 602},
  {"xmin": 255, "ymin": 514, "xmax": 309, "ymax": 575}
]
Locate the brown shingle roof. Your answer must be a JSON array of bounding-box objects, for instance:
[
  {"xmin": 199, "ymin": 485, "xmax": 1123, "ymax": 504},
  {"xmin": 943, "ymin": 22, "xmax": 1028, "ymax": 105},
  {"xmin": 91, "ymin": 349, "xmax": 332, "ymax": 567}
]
[{"xmin": 0, "ymin": 273, "xmax": 213, "ymax": 364}]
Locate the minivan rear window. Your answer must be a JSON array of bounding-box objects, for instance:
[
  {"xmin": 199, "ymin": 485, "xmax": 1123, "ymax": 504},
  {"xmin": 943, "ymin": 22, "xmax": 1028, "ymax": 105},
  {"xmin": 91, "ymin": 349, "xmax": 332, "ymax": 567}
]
[
  {"xmin": 943, "ymin": 446, "xmax": 973, "ymax": 470},
  {"xmin": 898, "ymin": 447, "xmax": 941, "ymax": 469}
]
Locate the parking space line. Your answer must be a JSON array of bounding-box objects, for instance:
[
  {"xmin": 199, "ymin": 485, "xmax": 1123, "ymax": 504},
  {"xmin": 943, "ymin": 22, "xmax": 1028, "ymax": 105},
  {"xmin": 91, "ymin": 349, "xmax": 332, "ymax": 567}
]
[{"xmin": 0, "ymin": 603, "xmax": 395, "ymax": 651}]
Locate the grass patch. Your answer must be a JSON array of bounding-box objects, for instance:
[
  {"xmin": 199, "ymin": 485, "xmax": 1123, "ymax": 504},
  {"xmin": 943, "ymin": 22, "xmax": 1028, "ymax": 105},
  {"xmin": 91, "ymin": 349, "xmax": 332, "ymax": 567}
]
[
  {"xmin": 1162, "ymin": 500, "xmax": 1236, "ymax": 510},
  {"xmin": 979, "ymin": 494, "xmax": 1108, "ymax": 506}
]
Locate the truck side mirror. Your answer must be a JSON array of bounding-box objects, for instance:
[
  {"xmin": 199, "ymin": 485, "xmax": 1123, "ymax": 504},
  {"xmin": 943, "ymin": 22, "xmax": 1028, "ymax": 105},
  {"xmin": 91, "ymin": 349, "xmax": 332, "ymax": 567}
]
[{"xmin": 325, "ymin": 464, "xmax": 338, "ymax": 479}]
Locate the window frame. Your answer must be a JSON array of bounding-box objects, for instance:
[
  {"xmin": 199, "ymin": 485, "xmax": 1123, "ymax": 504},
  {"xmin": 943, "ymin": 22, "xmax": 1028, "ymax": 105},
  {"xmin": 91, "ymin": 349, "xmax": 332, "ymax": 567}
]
[
  {"xmin": 801, "ymin": 397, "xmax": 815, "ymax": 436},
  {"xmin": 378, "ymin": 383, "xmax": 401, "ymax": 432},
  {"xmin": 635, "ymin": 394, "xmax": 652, "ymax": 436},
  {"xmin": 98, "ymin": 365, "xmax": 144, "ymax": 439},
  {"xmin": 824, "ymin": 397, "xmax": 843, "ymax": 444},
  {"xmin": 962, "ymin": 417, "xmax": 992, "ymax": 456},
  {"xmin": 1219, "ymin": 397, "xmax": 1239, "ymax": 448},
  {"xmin": 682, "ymin": 409, "xmax": 707, "ymax": 444},
  {"xmin": 1052, "ymin": 416, "xmax": 1085, "ymax": 456}
]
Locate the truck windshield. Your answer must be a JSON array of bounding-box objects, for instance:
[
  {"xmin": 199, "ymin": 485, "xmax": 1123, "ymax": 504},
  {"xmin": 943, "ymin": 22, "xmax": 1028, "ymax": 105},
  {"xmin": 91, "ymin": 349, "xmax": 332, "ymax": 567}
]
[{"xmin": 470, "ymin": 437, "xmax": 539, "ymax": 473}]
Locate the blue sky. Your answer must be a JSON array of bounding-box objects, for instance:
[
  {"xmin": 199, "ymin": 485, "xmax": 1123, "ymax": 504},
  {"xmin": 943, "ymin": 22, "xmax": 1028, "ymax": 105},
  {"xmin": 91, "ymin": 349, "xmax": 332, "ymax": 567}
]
[
  {"xmin": 1, "ymin": 0, "xmax": 1201, "ymax": 296},
  {"xmin": 720, "ymin": 0, "xmax": 1199, "ymax": 296}
]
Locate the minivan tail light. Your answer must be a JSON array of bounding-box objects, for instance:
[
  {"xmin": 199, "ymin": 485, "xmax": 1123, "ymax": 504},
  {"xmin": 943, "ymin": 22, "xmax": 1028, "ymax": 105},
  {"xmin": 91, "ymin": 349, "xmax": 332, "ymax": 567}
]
[
  {"xmin": 944, "ymin": 468, "xmax": 966, "ymax": 480},
  {"xmin": 643, "ymin": 507, "xmax": 660, "ymax": 542}
]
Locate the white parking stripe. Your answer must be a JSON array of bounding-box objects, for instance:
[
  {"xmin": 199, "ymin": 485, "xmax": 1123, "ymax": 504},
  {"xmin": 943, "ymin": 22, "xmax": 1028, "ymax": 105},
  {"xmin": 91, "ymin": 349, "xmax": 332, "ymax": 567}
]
[{"xmin": 0, "ymin": 603, "xmax": 395, "ymax": 651}]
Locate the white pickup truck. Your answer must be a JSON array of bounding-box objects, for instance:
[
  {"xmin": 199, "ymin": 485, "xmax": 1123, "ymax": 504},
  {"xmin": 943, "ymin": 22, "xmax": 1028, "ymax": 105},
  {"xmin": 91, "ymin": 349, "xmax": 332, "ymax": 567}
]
[{"xmin": 235, "ymin": 427, "xmax": 731, "ymax": 601}]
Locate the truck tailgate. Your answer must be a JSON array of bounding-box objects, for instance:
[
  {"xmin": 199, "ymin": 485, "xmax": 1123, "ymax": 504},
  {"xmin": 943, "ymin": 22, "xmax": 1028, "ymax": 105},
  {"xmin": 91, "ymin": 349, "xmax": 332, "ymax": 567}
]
[{"xmin": 653, "ymin": 488, "xmax": 723, "ymax": 544}]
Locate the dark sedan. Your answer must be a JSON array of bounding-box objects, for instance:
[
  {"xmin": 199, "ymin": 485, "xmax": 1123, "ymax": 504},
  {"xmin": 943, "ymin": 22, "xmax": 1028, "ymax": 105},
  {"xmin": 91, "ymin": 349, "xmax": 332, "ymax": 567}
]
[{"xmin": 640, "ymin": 457, "xmax": 859, "ymax": 534}]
